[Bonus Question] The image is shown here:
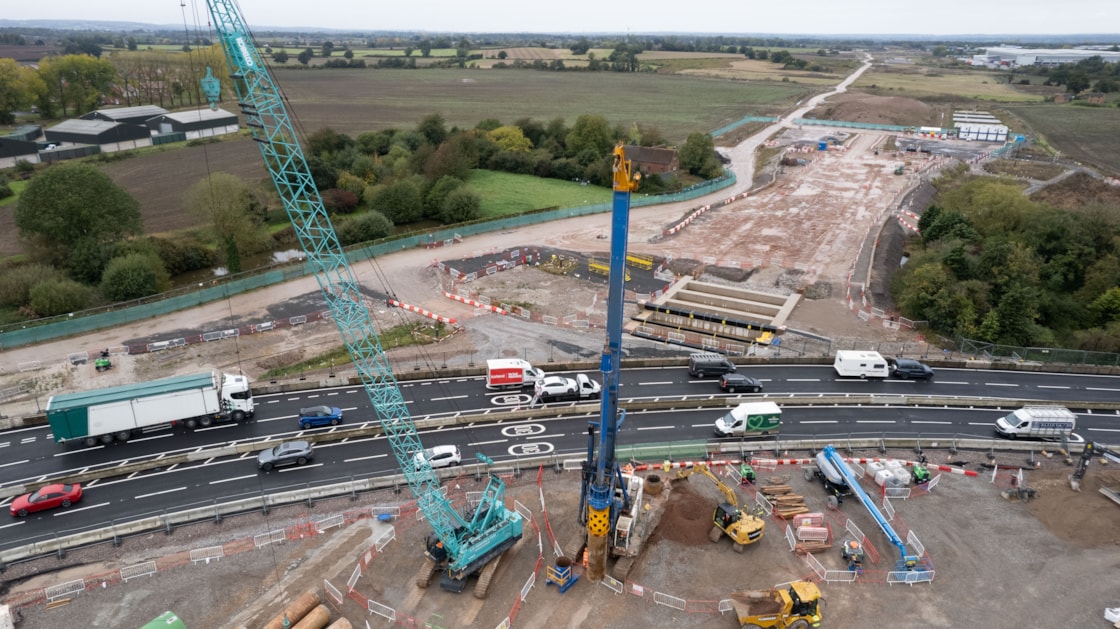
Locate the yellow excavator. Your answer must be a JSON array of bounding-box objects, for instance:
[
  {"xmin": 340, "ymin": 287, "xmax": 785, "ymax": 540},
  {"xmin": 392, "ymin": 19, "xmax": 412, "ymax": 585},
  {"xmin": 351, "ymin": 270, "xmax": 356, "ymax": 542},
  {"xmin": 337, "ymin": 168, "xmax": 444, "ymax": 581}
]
[{"xmin": 677, "ymin": 463, "xmax": 765, "ymax": 551}]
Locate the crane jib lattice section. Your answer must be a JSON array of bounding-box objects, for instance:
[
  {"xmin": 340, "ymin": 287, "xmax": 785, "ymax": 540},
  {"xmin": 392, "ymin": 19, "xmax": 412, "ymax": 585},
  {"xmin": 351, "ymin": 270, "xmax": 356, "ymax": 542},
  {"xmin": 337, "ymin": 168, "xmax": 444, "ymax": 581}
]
[{"xmin": 205, "ymin": 0, "xmax": 507, "ymax": 571}]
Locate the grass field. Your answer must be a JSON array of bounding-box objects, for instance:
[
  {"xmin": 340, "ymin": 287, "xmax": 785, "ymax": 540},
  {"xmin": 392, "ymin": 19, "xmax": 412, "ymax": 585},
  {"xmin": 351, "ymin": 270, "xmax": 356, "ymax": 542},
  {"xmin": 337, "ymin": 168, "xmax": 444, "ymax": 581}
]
[
  {"xmin": 0, "ymin": 180, "xmax": 28, "ymax": 208},
  {"xmin": 663, "ymin": 55, "xmax": 857, "ymax": 86},
  {"xmin": 468, "ymin": 170, "xmax": 615, "ymax": 217},
  {"xmin": 854, "ymin": 65, "xmax": 1044, "ymax": 102},
  {"xmin": 1002, "ymin": 104, "xmax": 1120, "ymax": 175},
  {"xmin": 272, "ymin": 67, "xmax": 807, "ymax": 142}
]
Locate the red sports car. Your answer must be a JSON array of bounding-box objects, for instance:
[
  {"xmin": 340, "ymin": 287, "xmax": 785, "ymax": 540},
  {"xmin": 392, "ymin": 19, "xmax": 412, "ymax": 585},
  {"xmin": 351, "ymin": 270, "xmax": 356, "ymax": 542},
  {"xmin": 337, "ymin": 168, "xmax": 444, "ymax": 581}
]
[{"xmin": 10, "ymin": 483, "xmax": 83, "ymax": 517}]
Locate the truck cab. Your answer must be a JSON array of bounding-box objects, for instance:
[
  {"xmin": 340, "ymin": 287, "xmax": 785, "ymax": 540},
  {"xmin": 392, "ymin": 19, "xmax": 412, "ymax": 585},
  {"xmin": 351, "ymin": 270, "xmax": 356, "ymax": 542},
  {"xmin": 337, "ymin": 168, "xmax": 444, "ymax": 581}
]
[{"xmin": 221, "ymin": 373, "xmax": 255, "ymax": 421}]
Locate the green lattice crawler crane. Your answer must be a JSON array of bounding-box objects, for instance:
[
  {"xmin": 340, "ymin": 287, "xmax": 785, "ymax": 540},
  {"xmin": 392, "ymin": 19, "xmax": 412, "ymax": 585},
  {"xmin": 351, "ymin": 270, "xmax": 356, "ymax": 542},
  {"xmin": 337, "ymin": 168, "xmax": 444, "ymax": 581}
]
[{"xmin": 202, "ymin": 0, "xmax": 521, "ymax": 597}]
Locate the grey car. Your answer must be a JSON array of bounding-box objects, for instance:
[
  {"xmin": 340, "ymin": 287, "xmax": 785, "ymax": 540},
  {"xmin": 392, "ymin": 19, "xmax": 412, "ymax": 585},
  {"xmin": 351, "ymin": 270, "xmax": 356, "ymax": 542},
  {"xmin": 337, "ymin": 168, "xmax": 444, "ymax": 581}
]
[{"xmin": 257, "ymin": 440, "xmax": 314, "ymax": 471}]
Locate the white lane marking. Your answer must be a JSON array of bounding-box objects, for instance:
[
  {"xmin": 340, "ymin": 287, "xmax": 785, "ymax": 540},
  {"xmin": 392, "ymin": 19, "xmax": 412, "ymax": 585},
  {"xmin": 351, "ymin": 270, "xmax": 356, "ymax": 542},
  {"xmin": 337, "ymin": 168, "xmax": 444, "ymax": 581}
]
[
  {"xmin": 131, "ymin": 434, "xmax": 175, "ymax": 443},
  {"xmin": 135, "ymin": 487, "xmax": 186, "ymax": 499},
  {"xmin": 0, "ymin": 459, "xmax": 30, "ymax": 469},
  {"xmin": 799, "ymin": 420, "xmax": 838, "ymax": 424},
  {"xmin": 1037, "ymin": 385, "xmax": 1071, "ymax": 390},
  {"xmin": 257, "ymin": 415, "xmax": 297, "ymax": 424},
  {"xmin": 344, "ymin": 454, "xmax": 389, "ymax": 463},
  {"xmin": 1087, "ymin": 427, "xmax": 1120, "ymax": 433},
  {"xmin": 431, "ymin": 395, "xmax": 468, "ymax": 401},
  {"xmin": 968, "ymin": 422, "xmax": 994, "ymax": 427},
  {"xmin": 20, "ymin": 437, "xmax": 35, "ymax": 444},
  {"xmin": 468, "ymin": 439, "xmax": 509, "ymax": 446},
  {"xmin": 636, "ymin": 426, "xmax": 675, "ymax": 431},
  {"xmin": 856, "ymin": 420, "xmax": 896, "ymax": 424},
  {"xmin": 210, "ymin": 474, "xmax": 258, "ymax": 485},
  {"xmin": 911, "ymin": 421, "xmax": 952, "ymax": 425},
  {"xmin": 55, "ymin": 446, "xmax": 105, "ymax": 456},
  {"xmin": 197, "ymin": 424, "xmax": 238, "ymax": 432},
  {"xmin": 639, "ymin": 381, "xmax": 674, "ymax": 386},
  {"xmin": 279, "ymin": 463, "xmax": 323, "ymax": 472},
  {"xmin": 0, "ymin": 521, "xmax": 25, "ymax": 529},
  {"xmin": 788, "ymin": 379, "xmax": 822, "ymax": 382},
  {"xmin": 984, "ymin": 383, "xmax": 1020, "ymax": 387},
  {"xmin": 54, "ymin": 502, "xmax": 111, "ymax": 515},
  {"xmin": 1086, "ymin": 387, "xmax": 1120, "ymax": 392}
]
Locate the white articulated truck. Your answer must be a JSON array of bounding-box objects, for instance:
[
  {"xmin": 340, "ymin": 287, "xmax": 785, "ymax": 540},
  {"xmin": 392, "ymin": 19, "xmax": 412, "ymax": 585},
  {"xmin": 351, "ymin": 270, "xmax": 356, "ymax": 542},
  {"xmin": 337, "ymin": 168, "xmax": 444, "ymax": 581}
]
[
  {"xmin": 995, "ymin": 406, "xmax": 1076, "ymax": 439},
  {"xmin": 45, "ymin": 370, "xmax": 255, "ymax": 446}
]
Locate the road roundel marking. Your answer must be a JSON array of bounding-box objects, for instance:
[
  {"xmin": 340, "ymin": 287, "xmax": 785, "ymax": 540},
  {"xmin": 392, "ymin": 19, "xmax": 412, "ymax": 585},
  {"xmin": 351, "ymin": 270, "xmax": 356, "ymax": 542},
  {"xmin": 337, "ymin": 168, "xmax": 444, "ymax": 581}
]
[
  {"xmin": 508, "ymin": 442, "xmax": 555, "ymax": 457},
  {"xmin": 501, "ymin": 424, "xmax": 546, "ymax": 438},
  {"xmin": 491, "ymin": 393, "xmax": 532, "ymax": 407}
]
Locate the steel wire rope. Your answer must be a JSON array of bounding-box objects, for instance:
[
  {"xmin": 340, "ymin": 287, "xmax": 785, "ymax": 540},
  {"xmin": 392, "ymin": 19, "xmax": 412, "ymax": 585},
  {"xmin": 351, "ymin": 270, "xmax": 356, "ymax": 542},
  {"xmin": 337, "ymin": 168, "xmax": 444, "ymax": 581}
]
[
  {"xmin": 182, "ymin": 0, "xmax": 290, "ymax": 606},
  {"xmin": 180, "ymin": 0, "xmax": 248, "ymax": 378}
]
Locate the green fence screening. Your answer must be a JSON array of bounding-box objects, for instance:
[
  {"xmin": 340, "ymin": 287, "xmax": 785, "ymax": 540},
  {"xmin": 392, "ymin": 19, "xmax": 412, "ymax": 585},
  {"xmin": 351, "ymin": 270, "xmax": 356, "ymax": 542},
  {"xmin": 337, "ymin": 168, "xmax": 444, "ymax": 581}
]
[
  {"xmin": 792, "ymin": 118, "xmax": 914, "ymax": 133},
  {"xmin": 0, "ymin": 174, "xmax": 736, "ymax": 349},
  {"xmin": 711, "ymin": 116, "xmax": 781, "ymax": 138}
]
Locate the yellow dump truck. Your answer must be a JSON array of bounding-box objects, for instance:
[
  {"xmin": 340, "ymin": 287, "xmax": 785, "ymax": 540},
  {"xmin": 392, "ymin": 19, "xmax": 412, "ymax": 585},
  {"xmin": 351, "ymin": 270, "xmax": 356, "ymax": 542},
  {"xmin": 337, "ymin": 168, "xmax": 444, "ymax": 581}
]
[{"xmin": 730, "ymin": 581, "xmax": 822, "ymax": 629}]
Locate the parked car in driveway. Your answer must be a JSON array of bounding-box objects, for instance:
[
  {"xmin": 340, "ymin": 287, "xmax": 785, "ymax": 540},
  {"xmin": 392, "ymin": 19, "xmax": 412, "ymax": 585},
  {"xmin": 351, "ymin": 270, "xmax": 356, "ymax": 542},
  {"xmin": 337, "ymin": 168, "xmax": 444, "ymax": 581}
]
[
  {"xmin": 887, "ymin": 358, "xmax": 934, "ymax": 380},
  {"xmin": 413, "ymin": 445, "xmax": 462, "ymax": 471},
  {"xmin": 719, "ymin": 373, "xmax": 763, "ymax": 393},
  {"xmin": 10, "ymin": 483, "xmax": 83, "ymax": 517},
  {"xmin": 257, "ymin": 440, "xmax": 314, "ymax": 471},
  {"xmin": 298, "ymin": 405, "xmax": 343, "ymax": 429}
]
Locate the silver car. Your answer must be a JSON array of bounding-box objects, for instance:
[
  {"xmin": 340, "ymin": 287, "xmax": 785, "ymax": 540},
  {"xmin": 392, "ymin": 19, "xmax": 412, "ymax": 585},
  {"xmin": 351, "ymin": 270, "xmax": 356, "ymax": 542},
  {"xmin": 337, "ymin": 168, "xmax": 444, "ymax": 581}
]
[{"xmin": 257, "ymin": 440, "xmax": 314, "ymax": 471}]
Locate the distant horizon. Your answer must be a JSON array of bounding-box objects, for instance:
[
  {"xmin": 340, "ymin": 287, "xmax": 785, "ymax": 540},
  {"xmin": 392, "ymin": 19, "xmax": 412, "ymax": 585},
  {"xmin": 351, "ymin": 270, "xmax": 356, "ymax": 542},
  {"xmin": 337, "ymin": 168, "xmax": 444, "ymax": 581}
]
[
  {"xmin": 1, "ymin": 19, "xmax": 1119, "ymax": 43},
  {"xmin": 2, "ymin": 0, "xmax": 1119, "ymax": 39}
]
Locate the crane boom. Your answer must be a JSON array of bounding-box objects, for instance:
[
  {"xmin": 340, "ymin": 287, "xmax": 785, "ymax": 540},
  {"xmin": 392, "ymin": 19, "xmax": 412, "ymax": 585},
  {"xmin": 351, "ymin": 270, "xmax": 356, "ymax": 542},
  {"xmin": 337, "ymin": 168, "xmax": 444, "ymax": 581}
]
[
  {"xmin": 201, "ymin": 0, "xmax": 520, "ymax": 586},
  {"xmin": 582, "ymin": 145, "xmax": 640, "ymax": 581},
  {"xmin": 821, "ymin": 445, "xmax": 923, "ymax": 570}
]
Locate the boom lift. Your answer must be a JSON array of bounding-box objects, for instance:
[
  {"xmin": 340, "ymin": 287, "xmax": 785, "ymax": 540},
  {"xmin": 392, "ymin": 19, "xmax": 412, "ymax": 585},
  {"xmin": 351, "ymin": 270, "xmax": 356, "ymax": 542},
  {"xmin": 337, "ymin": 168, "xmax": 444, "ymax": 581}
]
[
  {"xmin": 201, "ymin": 1, "xmax": 521, "ymax": 596},
  {"xmin": 677, "ymin": 463, "xmax": 765, "ymax": 551},
  {"xmin": 819, "ymin": 445, "xmax": 929, "ymax": 573},
  {"xmin": 578, "ymin": 145, "xmax": 641, "ymax": 582}
]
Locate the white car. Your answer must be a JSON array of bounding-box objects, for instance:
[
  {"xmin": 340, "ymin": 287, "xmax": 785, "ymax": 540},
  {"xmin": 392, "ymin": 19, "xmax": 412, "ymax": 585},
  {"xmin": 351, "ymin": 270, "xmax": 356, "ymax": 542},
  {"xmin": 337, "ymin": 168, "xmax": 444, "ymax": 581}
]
[
  {"xmin": 534, "ymin": 374, "xmax": 601, "ymax": 402},
  {"xmin": 414, "ymin": 445, "xmax": 462, "ymax": 470}
]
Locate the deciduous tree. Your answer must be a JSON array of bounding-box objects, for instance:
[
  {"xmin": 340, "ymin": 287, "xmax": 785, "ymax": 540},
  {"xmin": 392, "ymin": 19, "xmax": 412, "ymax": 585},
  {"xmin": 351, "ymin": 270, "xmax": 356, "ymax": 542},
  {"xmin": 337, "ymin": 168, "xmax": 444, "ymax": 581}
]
[
  {"xmin": 184, "ymin": 172, "xmax": 266, "ymax": 274},
  {"xmin": 15, "ymin": 164, "xmax": 142, "ymax": 272}
]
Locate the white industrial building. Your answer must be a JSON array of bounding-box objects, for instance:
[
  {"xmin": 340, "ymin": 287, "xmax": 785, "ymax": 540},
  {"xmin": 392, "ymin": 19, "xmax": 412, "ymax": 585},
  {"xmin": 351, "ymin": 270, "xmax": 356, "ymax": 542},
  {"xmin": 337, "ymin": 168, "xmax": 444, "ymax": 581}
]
[
  {"xmin": 972, "ymin": 46, "xmax": 1120, "ymax": 68},
  {"xmin": 956, "ymin": 123, "xmax": 1009, "ymax": 142}
]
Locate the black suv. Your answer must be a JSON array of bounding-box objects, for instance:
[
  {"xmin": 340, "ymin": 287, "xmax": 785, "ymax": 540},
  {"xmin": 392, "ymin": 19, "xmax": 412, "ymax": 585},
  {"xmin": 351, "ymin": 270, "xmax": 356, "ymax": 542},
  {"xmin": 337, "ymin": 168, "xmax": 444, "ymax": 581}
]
[
  {"xmin": 719, "ymin": 373, "xmax": 762, "ymax": 393},
  {"xmin": 888, "ymin": 358, "xmax": 934, "ymax": 380}
]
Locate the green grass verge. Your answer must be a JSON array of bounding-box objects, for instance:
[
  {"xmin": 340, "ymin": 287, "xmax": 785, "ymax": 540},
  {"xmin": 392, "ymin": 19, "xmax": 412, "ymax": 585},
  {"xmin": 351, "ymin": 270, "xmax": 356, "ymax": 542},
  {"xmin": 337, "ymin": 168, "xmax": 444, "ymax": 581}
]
[
  {"xmin": 467, "ymin": 170, "xmax": 615, "ymax": 217},
  {"xmin": 262, "ymin": 323, "xmax": 430, "ymax": 378},
  {"xmin": 0, "ymin": 180, "xmax": 28, "ymax": 208}
]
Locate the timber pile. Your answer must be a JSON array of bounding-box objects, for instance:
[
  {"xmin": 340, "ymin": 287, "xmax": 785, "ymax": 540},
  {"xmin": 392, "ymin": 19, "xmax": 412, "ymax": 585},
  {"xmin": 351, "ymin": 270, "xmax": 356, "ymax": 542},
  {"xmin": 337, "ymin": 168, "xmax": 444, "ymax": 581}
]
[{"xmin": 757, "ymin": 485, "xmax": 810, "ymax": 519}]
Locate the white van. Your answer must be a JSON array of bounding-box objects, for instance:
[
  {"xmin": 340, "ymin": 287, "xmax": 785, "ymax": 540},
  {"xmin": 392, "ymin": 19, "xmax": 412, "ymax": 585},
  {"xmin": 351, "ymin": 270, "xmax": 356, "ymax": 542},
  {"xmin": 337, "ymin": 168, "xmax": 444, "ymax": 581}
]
[
  {"xmin": 995, "ymin": 407, "xmax": 1076, "ymax": 439},
  {"xmin": 833, "ymin": 350, "xmax": 889, "ymax": 379}
]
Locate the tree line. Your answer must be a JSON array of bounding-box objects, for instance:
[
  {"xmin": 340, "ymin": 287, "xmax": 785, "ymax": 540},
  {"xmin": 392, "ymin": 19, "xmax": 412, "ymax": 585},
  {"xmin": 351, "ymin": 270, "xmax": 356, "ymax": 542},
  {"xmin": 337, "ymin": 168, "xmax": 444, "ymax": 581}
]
[
  {"xmin": 1, "ymin": 110, "xmax": 722, "ymax": 321},
  {"xmin": 893, "ymin": 168, "xmax": 1120, "ymax": 352}
]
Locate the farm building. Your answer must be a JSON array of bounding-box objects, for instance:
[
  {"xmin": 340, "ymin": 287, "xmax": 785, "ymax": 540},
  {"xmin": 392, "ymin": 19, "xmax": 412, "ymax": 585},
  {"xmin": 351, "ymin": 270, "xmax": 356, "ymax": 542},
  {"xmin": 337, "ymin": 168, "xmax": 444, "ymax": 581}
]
[
  {"xmin": 144, "ymin": 107, "xmax": 240, "ymax": 140},
  {"xmin": 0, "ymin": 137, "xmax": 40, "ymax": 169},
  {"xmin": 5, "ymin": 124, "xmax": 43, "ymax": 143},
  {"xmin": 81, "ymin": 105, "xmax": 169, "ymax": 126},
  {"xmin": 1081, "ymin": 92, "xmax": 1106, "ymax": 104},
  {"xmin": 955, "ymin": 122, "xmax": 1008, "ymax": 142},
  {"xmin": 623, "ymin": 145, "xmax": 679, "ymax": 175},
  {"xmin": 44, "ymin": 119, "xmax": 152, "ymax": 153}
]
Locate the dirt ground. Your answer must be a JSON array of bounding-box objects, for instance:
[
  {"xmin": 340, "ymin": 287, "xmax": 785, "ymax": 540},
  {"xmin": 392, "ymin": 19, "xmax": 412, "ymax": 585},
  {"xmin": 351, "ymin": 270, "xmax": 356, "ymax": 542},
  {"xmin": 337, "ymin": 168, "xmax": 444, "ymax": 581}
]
[{"xmin": 7, "ymin": 451, "xmax": 1120, "ymax": 629}]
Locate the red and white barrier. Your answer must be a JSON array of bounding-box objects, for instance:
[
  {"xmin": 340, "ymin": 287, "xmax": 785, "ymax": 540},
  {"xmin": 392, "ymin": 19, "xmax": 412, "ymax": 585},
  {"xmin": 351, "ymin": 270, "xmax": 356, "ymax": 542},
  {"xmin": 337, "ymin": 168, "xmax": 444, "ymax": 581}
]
[
  {"xmin": 443, "ymin": 291, "xmax": 507, "ymax": 315},
  {"xmin": 386, "ymin": 299, "xmax": 457, "ymax": 325}
]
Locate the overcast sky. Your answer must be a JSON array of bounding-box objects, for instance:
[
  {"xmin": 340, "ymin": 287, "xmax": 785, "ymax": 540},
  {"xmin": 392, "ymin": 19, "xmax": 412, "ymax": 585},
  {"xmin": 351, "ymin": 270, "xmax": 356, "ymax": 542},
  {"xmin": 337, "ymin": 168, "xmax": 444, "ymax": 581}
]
[{"xmin": 6, "ymin": 0, "xmax": 1120, "ymax": 36}]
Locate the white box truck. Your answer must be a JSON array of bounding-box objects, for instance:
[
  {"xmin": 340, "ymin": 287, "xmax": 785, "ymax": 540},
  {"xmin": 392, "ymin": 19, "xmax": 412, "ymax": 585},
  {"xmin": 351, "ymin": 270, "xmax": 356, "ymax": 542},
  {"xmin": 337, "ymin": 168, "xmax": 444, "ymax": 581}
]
[
  {"xmin": 833, "ymin": 350, "xmax": 889, "ymax": 379},
  {"xmin": 714, "ymin": 401, "xmax": 782, "ymax": 437},
  {"xmin": 46, "ymin": 370, "xmax": 255, "ymax": 447},
  {"xmin": 485, "ymin": 358, "xmax": 545, "ymax": 389},
  {"xmin": 995, "ymin": 406, "xmax": 1076, "ymax": 439}
]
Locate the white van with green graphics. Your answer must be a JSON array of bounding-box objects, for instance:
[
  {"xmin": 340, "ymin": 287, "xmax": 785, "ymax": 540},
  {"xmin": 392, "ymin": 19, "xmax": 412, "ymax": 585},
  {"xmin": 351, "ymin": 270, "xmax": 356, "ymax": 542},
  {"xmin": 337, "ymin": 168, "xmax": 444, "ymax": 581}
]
[{"xmin": 714, "ymin": 401, "xmax": 782, "ymax": 437}]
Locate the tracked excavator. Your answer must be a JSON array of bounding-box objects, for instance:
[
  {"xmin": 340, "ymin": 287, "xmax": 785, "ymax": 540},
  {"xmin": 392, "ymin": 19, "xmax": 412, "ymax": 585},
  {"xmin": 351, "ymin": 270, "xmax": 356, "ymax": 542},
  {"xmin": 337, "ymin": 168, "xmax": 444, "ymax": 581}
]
[{"xmin": 677, "ymin": 463, "xmax": 765, "ymax": 551}]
